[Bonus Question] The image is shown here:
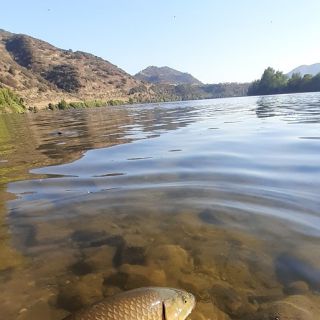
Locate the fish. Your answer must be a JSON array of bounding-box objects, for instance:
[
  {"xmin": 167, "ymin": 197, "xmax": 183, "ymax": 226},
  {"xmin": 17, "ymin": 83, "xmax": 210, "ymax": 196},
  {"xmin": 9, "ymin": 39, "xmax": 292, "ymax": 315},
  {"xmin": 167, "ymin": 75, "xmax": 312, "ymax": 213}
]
[{"xmin": 64, "ymin": 287, "xmax": 196, "ymax": 320}]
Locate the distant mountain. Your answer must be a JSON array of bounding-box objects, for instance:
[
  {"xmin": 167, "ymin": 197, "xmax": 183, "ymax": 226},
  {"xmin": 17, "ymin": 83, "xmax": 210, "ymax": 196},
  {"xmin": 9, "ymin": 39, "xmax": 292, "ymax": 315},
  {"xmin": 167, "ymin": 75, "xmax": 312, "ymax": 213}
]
[
  {"xmin": 287, "ymin": 63, "xmax": 320, "ymax": 77},
  {"xmin": 0, "ymin": 29, "xmax": 154, "ymax": 109},
  {"xmin": 135, "ymin": 66, "xmax": 203, "ymax": 85}
]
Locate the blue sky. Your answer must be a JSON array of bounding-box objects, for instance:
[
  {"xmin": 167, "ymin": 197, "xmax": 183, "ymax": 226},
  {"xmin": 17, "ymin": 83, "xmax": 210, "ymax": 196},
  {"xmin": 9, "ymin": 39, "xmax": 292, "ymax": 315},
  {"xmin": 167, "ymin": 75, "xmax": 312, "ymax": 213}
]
[{"xmin": 1, "ymin": 0, "xmax": 320, "ymax": 83}]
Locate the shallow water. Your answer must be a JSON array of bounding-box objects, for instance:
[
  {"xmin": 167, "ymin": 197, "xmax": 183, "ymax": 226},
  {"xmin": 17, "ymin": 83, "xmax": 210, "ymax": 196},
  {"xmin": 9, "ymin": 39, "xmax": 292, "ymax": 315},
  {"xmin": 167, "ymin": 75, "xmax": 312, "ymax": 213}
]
[{"xmin": 1, "ymin": 93, "xmax": 320, "ymax": 319}]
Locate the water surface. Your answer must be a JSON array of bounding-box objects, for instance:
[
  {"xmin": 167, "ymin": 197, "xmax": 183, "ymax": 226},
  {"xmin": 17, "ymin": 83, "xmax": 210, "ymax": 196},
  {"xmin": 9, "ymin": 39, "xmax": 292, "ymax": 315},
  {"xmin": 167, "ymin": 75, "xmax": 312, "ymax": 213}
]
[{"xmin": 1, "ymin": 93, "xmax": 320, "ymax": 319}]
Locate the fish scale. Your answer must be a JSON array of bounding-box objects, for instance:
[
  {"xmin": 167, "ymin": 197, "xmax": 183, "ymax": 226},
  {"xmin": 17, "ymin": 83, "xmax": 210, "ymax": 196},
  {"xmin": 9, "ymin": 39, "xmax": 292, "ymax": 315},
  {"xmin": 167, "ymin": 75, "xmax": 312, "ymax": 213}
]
[{"xmin": 65, "ymin": 288, "xmax": 163, "ymax": 320}]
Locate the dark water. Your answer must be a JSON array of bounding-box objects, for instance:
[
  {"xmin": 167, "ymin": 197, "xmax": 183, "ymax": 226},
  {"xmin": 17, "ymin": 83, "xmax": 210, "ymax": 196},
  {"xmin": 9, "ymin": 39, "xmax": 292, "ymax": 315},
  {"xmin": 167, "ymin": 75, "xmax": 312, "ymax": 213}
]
[{"xmin": 1, "ymin": 93, "xmax": 320, "ymax": 319}]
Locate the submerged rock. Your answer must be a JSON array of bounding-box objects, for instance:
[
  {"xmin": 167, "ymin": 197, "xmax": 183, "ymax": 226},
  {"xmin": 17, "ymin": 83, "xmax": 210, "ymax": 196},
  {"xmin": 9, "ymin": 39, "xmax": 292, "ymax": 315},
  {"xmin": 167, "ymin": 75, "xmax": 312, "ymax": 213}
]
[
  {"xmin": 104, "ymin": 264, "xmax": 166, "ymax": 290},
  {"xmin": 70, "ymin": 260, "xmax": 94, "ymax": 276},
  {"xmin": 122, "ymin": 232, "xmax": 151, "ymax": 248},
  {"xmin": 285, "ymin": 281, "xmax": 309, "ymax": 295},
  {"xmin": 102, "ymin": 285, "xmax": 122, "ymax": 298},
  {"xmin": 276, "ymin": 252, "xmax": 320, "ymax": 290},
  {"xmin": 250, "ymin": 295, "xmax": 320, "ymax": 320},
  {"xmin": 71, "ymin": 230, "xmax": 124, "ymax": 248},
  {"xmin": 179, "ymin": 273, "xmax": 214, "ymax": 299},
  {"xmin": 146, "ymin": 244, "xmax": 193, "ymax": 275},
  {"xmin": 57, "ymin": 274, "xmax": 104, "ymax": 312},
  {"xmin": 209, "ymin": 283, "xmax": 257, "ymax": 317},
  {"xmin": 113, "ymin": 245, "xmax": 146, "ymax": 267},
  {"xmin": 120, "ymin": 264, "xmax": 166, "ymax": 287},
  {"xmin": 194, "ymin": 302, "xmax": 231, "ymax": 320},
  {"xmin": 82, "ymin": 245, "xmax": 116, "ymax": 271}
]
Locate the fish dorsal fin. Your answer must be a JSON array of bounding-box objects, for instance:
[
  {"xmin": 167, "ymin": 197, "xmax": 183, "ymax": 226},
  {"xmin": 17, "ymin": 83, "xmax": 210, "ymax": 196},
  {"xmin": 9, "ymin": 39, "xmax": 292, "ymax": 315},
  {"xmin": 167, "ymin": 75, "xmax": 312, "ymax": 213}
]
[{"xmin": 162, "ymin": 302, "xmax": 167, "ymax": 320}]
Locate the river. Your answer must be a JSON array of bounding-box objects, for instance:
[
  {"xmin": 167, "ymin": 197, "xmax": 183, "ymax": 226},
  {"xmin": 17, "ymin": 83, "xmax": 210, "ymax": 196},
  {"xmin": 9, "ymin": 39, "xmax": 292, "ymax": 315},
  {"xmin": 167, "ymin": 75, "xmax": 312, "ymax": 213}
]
[{"xmin": 0, "ymin": 93, "xmax": 320, "ymax": 319}]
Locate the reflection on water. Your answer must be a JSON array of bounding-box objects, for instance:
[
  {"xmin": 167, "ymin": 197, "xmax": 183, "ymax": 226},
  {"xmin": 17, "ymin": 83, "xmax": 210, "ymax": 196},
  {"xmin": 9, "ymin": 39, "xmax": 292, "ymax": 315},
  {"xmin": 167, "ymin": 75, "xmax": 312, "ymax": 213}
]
[
  {"xmin": 256, "ymin": 93, "xmax": 320, "ymax": 123},
  {"xmin": 1, "ymin": 93, "xmax": 320, "ymax": 319}
]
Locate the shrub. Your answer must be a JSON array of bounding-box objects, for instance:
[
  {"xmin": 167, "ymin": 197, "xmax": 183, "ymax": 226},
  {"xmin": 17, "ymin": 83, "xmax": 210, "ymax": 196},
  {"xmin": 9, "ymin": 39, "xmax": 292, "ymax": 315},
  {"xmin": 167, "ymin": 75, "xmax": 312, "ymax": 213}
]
[
  {"xmin": 8, "ymin": 66, "xmax": 16, "ymax": 75},
  {"xmin": 5, "ymin": 35, "xmax": 34, "ymax": 68},
  {"xmin": 0, "ymin": 75, "xmax": 18, "ymax": 88},
  {"xmin": 107, "ymin": 99, "xmax": 122, "ymax": 106},
  {"xmin": 44, "ymin": 64, "xmax": 81, "ymax": 93},
  {"xmin": 0, "ymin": 88, "xmax": 26, "ymax": 113},
  {"xmin": 57, "ymin": 99, "xmax": 68, "ymax": 110}
]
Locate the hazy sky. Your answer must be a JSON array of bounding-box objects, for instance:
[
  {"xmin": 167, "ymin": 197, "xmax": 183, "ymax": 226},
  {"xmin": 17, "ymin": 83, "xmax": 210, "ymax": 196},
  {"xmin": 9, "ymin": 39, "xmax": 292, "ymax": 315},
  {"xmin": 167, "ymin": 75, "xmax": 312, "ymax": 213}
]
[{"xmin": 1, "ymin": 0, "xmax": 320, "ymax": 83}]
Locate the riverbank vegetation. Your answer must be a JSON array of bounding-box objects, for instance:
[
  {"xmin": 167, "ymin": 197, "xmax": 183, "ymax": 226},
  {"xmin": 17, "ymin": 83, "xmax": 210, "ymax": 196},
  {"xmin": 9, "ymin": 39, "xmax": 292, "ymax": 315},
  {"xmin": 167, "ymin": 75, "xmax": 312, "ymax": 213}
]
[
  {"xmin": 0, "ymin": 87, "xmax": 26, "ymax": 113},
  {"xmin": 0, "ymin": 89, "xmax": 130, "ymax": 114},
  {"xmin": 46, "ymin": 99, "xmax": 125, "ymax": 111},
  {"xmin": 2, "ymin": 68, "xmax": 320, "ymax": 114},
  {"xmin": 248, "ymin": 67, "xmax": 320, "ymax": 95}
]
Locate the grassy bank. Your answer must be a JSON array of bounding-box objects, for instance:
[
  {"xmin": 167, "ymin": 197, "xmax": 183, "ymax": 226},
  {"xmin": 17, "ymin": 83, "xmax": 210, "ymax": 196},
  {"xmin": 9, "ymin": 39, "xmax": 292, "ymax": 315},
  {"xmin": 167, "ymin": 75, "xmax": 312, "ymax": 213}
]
[
  {"xmin": 0, "ymin": 88, "xmax": 26, "ymax": 114},
  {"xmin": 47, "ymin": 98, "xmax": 127, "ymax": 111},
  {"xmin": 0, "ymin": 87, "xmax": 135, "ymax": 114}
]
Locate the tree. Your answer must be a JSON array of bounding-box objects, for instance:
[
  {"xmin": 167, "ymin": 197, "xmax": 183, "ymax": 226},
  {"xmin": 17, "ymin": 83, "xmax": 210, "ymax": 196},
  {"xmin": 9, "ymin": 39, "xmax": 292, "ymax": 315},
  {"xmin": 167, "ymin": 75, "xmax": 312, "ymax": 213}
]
[
  {"xmin": 310, "ymin": 73, "xmax": 320, "ymax": 92},
  {"xmin": 287, "ymin": 73, "xmax": 302, "ymax": 93},
  {"xmin": 248, "ymin": 67, "xmax": 285, "ymax": 95},
  {"xmin": 259, "ymin": 67, "xmax": 287, "ymax": 94},
  {"xmin": 249, "ymin": 68, "xmax": 320, "ymax": 96},
  {"xmin": 300, "ymin": 74, "xmax": 313, "ymax": 92}
]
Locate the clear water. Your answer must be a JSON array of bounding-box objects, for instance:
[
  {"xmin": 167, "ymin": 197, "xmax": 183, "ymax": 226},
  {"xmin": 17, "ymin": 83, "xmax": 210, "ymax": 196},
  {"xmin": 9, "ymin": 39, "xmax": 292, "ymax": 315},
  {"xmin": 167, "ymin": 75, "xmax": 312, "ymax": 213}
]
[{"xmin": 1, "ymin": 93, "xmax": 320, "ymax": 319}]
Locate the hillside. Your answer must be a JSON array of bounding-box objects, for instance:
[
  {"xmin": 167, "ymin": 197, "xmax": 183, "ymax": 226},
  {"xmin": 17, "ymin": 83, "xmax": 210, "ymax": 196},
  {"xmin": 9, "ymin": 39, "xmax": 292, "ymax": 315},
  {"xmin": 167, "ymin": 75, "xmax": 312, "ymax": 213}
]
[
  {"xmin": 135, "ymin": 66, "xmax": 249, "ymax": 99},
  {"xmin": 0, "ymin": 29, "xmax": 250, "ymax": 112},
  {"xmin": 135, "ymin": 66, "xmax": 203, "ymax": 85},
  {"xmin": 287, "ymin": 63, "xmax": 320, "ymax": 77},
  {"xmin": 0, "ymin": 29, "xmax": 154, "ymax": 109}
]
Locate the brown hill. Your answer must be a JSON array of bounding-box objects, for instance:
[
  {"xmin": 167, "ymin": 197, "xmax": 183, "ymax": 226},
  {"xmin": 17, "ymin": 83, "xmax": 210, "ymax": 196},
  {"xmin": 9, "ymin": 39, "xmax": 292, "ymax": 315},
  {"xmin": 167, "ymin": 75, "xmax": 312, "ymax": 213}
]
[
  {"xmin": 0, "ymin": 29, "xmax": 250, "ymax": 112},
  {"xmin": 135, "ymin": 66, "xmax": 203, "ymax": 85},
  {"xmin": 0, "ymin": 30, "xmax": 153, "ymax": 109}
]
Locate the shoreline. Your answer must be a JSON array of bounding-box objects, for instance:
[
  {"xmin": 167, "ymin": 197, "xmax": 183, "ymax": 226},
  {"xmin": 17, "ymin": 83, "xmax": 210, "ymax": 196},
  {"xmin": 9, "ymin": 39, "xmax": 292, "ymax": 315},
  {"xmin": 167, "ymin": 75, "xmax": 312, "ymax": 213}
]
[{"xmin": 1, "ymin": 87, "xmax": 320, "ymax": 115}]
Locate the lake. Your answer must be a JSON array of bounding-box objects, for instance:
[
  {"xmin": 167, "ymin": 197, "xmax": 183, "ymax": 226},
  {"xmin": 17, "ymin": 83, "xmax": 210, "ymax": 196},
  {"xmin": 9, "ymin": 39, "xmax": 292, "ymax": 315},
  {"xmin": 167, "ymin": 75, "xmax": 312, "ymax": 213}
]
[{"xmin": 1, "ymin": 93, "xmax": 320, "ymax": 319}]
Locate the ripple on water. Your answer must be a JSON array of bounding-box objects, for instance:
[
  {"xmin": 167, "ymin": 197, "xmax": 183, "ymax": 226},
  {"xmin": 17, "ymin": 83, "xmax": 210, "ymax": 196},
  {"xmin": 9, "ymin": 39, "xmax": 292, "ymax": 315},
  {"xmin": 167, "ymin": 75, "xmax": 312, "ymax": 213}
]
[{"xmin": 1, "ymin": 93, "xmax": 320, "ymax": 319}]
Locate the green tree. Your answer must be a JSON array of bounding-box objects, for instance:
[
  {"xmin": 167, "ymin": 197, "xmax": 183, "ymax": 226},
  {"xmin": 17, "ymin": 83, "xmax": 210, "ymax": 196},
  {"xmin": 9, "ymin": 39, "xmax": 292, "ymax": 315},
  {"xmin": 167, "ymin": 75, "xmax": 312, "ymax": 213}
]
[
  {"xmin": 287, "ymin": 73, "xmax": 302, "ymax": 93},
  {"xmin": 259, "ymin": 67, "xmax": 287, "ymax": 94},
  {"xmin": 310, "ymin": 73, "xmax": 320, "ymax": 92},
  {"xmin": 300, "ymin": 74, "xmax": 313, "ymax": 92},
  {"xmin": 248, "ymin": 67, "xmax": 289, "ymax": 95}
]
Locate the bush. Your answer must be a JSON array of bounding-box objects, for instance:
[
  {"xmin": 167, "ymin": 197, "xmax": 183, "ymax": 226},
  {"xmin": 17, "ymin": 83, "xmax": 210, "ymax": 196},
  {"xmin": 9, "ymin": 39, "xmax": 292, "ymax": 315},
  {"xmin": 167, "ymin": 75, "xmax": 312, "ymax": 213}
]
[
  {"xmin": 57, "ymin": 99, "xmax": 68, "ymax": 110},
  {"xmin": 46, "ymin": 99, "xmax": 124, "ymax": 111},
  {"xmin": 108, "ymin": 99, "xmax": 122, "ymax": 106},
  {"xmin": 69, "ymin": 101, "xmax": 86, "ymax": 108},
  {"xmin": 44, "ymin": 64, "xmax": 81, "ymax": 93},
  {"xmin": 8, "ymin": 66, "xmax": 16, "ymax": 75},
  {"xmin": 0, "ymin": 88, "xmax": 26, "ymax": 113},
  {"xmin": 0, "ymin": 75, "xmax": 18, "ymax": 88},
  {"xmin": 5, "ymin": 35, "xmax": 34, "ymax": 68}
]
